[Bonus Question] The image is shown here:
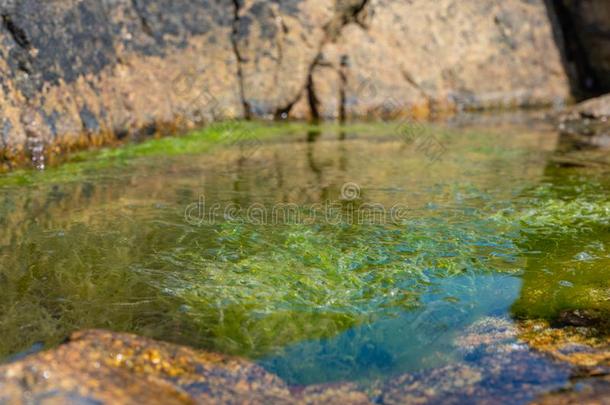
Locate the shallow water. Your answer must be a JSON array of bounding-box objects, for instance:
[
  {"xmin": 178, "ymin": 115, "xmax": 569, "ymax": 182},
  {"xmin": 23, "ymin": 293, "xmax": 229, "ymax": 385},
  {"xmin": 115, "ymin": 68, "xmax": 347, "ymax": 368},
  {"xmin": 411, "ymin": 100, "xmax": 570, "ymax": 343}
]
[{"xmin": 0, "ymin": 121, "xmax": 608, "ymax": 386}]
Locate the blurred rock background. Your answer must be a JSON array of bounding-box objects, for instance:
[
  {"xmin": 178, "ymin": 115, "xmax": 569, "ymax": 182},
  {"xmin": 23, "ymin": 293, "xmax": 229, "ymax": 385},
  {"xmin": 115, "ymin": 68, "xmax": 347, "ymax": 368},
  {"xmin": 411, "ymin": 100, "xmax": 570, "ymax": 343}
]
[{"xmin": 0, "ymin": 0, "xmax": 608, "ymax": 169}]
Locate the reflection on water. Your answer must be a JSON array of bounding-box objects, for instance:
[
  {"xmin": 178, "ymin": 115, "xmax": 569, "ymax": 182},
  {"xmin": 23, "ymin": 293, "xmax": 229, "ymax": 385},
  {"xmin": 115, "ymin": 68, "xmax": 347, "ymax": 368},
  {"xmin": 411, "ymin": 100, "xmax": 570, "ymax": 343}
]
[
  {"xmin": 0, "ymin": 122, "xmax": 608, "ymax": 386},
  {"xmin": 262, "ymin": 274, "xmax": 521, "ymax": 385}
]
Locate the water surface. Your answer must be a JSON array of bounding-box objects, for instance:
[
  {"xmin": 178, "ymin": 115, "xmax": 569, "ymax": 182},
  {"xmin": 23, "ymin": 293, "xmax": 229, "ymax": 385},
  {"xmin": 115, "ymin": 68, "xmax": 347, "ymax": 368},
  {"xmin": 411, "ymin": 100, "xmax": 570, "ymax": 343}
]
[{"xmin": 0, "ymin": 121, "xmax": 608, "ymax": 386}]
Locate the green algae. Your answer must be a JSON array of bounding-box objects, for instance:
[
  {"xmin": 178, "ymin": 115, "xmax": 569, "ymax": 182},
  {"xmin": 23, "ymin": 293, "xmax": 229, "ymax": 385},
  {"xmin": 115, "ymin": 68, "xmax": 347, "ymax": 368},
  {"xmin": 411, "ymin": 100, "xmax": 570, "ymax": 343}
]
[
  {"xmin": 151, "ymin": 216, "xmax": 520, "ymax": 357},
  {"xmin": 502, "ymin": 175, "xmax": 610, "ymax": 327},
  {"xmin": 0, "ymin": 122, "xmax": 307, "ymax": 187},
  {"xmin": 503, "ymin": 195, "xmax": 610, "ymax": 322},
  {"xmin": 0, "ymin": 121, "xmax": 414, "ymax": 187}
]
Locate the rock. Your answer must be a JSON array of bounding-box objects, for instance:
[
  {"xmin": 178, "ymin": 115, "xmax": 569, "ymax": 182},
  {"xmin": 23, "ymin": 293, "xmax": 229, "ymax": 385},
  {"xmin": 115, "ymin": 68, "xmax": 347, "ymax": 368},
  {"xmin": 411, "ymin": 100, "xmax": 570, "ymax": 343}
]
[
  {"xmin": 0, "ymin": 0, "xmax": 578, "ymax": 169},
  {"xmin": 0, "ymin": 329, "xmax": 377, "ymax": 404},
  {"xmin": 533, "ymin": 376, "xmax": 610, "ymax": 405},
  {"xmin": 555, "ymin": 309, "xmax": 605, "ymax": 328},
  {"xmin": 0, "ymin": 329, "xmax": 293, "ymax": 403},
  {"xmin": 379, "ymin": 317, "xmax": 573, "ymax": 405},
  {"xmin": 2, "ymin": 321, "xmax": 609, "ymax": 404},
  {"xmin": 0, "ymin": 0, "xmax": 242, "ymax": 170},
  {"xmin": 559, "ymin": 94, "xmax": 610, "ymax": 145},
  {"xmin": 232, "ymin": 0, "xmax": 336, "ymax": 118},
  {"xmin": 518, "ymin": 319, "xmax": 610, "ymax": 370},
  {"xmin": 292, "ymin": 383, "xmax": 371, "ymax": 405},
  {"xmin": 292, "ymin": 0, "xmax": 570, "ymax": 120}
]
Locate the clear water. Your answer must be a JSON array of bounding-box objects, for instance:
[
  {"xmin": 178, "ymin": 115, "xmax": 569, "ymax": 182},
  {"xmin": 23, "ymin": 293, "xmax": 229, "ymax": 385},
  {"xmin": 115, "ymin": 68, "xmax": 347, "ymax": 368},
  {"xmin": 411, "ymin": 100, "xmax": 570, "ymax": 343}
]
[{"xmin": 0, "ymin": 122, "xmax": 608, "ymax": 385}]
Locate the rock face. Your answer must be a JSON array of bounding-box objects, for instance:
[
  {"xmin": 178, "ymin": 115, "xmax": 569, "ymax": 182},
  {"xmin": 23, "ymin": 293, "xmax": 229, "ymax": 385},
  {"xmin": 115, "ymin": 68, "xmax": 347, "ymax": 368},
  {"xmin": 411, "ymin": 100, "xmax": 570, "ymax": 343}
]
[
  {"xmin": 0, "ymin": 0, "xmax": 577, "ymax": 169},
  {"xmin": 293, "ymin": 0, "xmax": 570, "ymax": 120},
  {"xmin": 0, "ymin": 0, "xmax": 243, "ymax": 169}
]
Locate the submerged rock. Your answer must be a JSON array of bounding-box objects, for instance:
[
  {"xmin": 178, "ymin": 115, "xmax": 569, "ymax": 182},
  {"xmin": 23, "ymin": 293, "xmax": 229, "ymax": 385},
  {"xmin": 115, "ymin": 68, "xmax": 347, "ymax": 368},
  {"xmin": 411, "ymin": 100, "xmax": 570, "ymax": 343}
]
[{"xmin": 378, "ymin": 317, "xmax": 573, "ymax": 405}]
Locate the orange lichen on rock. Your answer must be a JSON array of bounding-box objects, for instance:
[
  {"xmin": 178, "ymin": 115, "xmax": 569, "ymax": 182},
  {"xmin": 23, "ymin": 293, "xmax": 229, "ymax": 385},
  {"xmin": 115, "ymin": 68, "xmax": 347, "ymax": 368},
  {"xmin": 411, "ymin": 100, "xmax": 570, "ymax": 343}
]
[{"xmin": 519, "ymin": 319, "xmax": 610, "ymax": 369}]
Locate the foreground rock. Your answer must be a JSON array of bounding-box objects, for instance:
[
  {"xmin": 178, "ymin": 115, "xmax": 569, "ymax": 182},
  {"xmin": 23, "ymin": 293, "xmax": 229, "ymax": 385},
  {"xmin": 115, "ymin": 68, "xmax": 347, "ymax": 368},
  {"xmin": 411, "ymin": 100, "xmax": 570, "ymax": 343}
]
[
  {"xmin": 0, "ymin": 0, "xmax": 572, "ymax": 169},
  {"xmin": 519, "ymin": 318, "xmax": 610, "ymax": 372},
  {"xmin": 519, "ymin": 318, "xmax": 610, "ymax": 404},
  {"xmin": 533, "ymin": 376, "xmax": 610, "ymax": 405},
  {"xmin": 0, "ymin": 330, "xmax": 369, "ymax": 404},
  {"xmin": 378, "ymin": 318, "xmax": 573, "ymax": 404},
  {"xmin": 0, "ymin": 320, "xmax": 594, "ymax": 405}
]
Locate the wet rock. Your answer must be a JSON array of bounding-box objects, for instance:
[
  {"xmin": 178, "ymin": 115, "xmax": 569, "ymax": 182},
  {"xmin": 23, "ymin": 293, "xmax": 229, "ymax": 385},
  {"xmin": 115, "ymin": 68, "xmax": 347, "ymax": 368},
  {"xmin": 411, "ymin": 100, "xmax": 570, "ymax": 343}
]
[
  {"xmin": 291, "ymin": 383, "xmax": 371, "ymax": 405},
  {"xmin": 379, "ymin": 317, "xmax": 573, "ymax": 405},
  {"xmin": 533, "ymin": 376, "xmax": 610, "ymax": 405},
  {"xmin": 2, "ymin": 320, "xmax": 609, "ymax": 404},
  {"xmin": 518, "ymin": 319, "xmax": 610, "ymax": 370},
  {"xmin": 559, "ymin": 94, "xmax": 610, "ymax": 146}
]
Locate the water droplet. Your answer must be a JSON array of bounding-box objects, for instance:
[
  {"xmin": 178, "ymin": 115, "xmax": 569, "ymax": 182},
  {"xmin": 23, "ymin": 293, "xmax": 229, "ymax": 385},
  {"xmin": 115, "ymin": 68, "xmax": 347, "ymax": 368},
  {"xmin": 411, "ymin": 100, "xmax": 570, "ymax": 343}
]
[{"xmin": 27, "ymin": 137, "xmax": 46, "ymax": 171}]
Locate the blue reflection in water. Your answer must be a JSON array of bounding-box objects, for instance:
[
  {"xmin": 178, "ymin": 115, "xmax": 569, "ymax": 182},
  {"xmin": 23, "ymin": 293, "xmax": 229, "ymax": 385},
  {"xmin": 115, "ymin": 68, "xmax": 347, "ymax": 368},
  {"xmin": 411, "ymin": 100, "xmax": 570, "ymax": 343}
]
[{"xmin": 260, "ymin": 274, "xmax": 522, "ymax": 385}]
